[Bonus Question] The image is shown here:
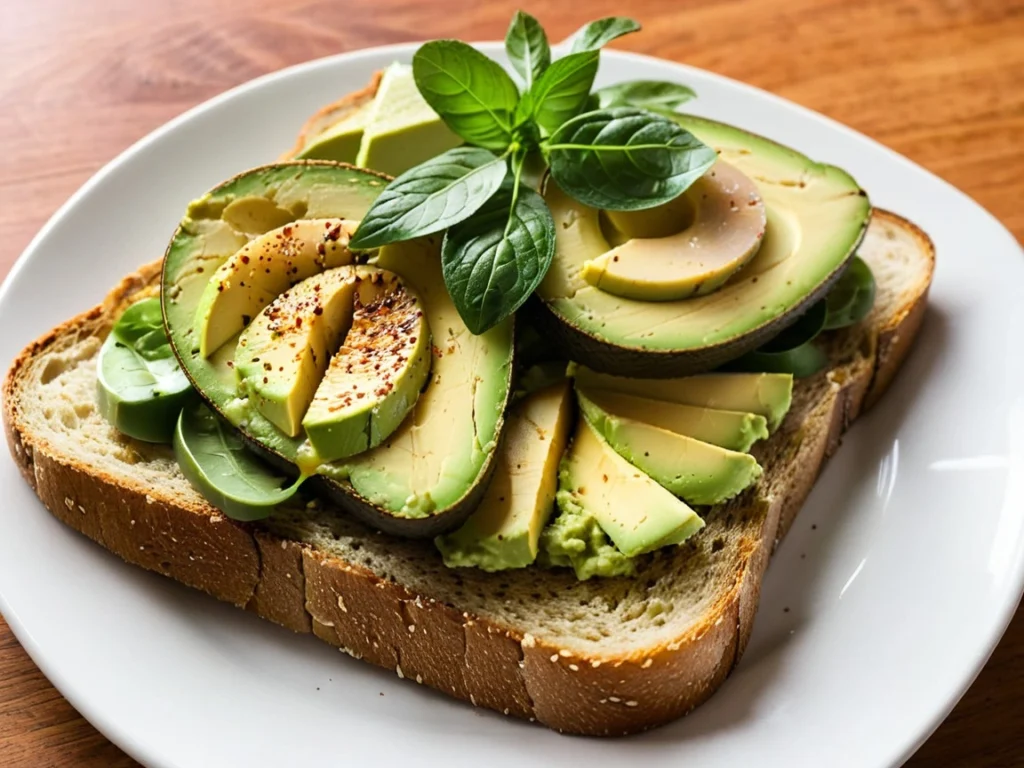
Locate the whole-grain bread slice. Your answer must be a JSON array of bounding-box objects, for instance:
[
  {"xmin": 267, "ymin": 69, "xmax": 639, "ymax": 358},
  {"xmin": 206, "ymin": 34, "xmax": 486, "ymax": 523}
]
[{"xmin": 1, "ymin": 209, "xmax": 933, "ymax": 735}]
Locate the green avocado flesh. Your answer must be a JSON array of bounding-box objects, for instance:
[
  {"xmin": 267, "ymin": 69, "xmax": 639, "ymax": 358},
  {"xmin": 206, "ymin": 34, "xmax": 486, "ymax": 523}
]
[
  {"xmin": 577, "ymin": 386, "xmax": 768, "ymax": 452},
  {"xmin": 581, "ymin": 160, "xmax": 767, "ymax": 301},
  {"xmin": 574, "ymin": 368, "xmax": 794, "ymax": 432},
  {"xmin": 296, "ymin": 110, "xmax": 369, "ymax": 163},
  {"xmin": 299, "ymin": 63, "xmax": 461, "ymax": 176},
  {"xmin": 537, "ymin": 115, "xmax": 871, "ymax": 358},
  {"xmin": 577, "ymin": 390, "xmax": 761, "ymax": 505},
  {"xmin": 301, "ymin": 270, "xmax": 432, "ymax": 464},
  {"xmin": 554, "ymin": 416, "xmax": 705, "ymax": 558},
  {"xmin": 161, "ymin": 163, "xmax": 513, "ymax": 523},
  {"xmin": 435, "ymin": 381, "xmax": 574, "ymax": 571}
]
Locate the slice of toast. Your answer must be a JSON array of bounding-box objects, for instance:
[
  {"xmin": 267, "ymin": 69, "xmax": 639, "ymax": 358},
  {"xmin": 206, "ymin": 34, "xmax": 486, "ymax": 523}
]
[{"xmin": 1, "ymin": 210, "xmax": 933, "ymax": 735}]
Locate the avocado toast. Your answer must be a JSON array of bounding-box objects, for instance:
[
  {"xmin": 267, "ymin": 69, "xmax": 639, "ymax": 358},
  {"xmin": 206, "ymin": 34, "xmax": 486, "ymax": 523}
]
[{"xmin": 2, "ymin": 13, "xmax": 934, "ymax": 737}]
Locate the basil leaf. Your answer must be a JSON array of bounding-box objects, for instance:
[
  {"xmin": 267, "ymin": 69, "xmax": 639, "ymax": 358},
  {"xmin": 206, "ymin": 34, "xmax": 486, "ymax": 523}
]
[
  {"xmin": 569, "ymin": 16, "xmax": 641, "ymax": 53},
  {"xmin": 824, "ymin": 256, "xmax": 876, "ymax": 330},
  {"xmin": 174, "ymin": 401, "xmax": 305, "ymax": 522},
  {"xmin": 524, "ymin": 51, "xmax": 600, "ymax": 135},
  {"xmin": 546, "ymin": 107, "xmax": 717, "ymax": 211},
  {"xmin": 730, "ymin": 342, "xmax": 829, "ymax": 378},
  {"xmin": 726, "ymin": 300, "xmax": 829, "ymax": 378},
  {"xmin": 593, "ymin": 80, "xmax": 697, "ymax": 113},
  {"xmin": 349, "ymin": 148, "xmax": 507, "ymax": 249},
  {"xmin": 505, "ymin": 10, "xmax": 550, "ymax": 88},
  {"xmin": 760, "ymin": 300, "xmax": 828, "ymax": 353},
  {"xmin": 98, "ymin": 299, "xmax": 194, "ymax": 443},
  {"xmin": 112, "ymin": 296, "xmax": 172, "ymax": 361},
  {"xmin": 413, "ymin": 40, "xmax": 520, "ymax": 150},
  {"xmin": 442, "ymin": 157, "xmax": 556, "ymax": 335}
]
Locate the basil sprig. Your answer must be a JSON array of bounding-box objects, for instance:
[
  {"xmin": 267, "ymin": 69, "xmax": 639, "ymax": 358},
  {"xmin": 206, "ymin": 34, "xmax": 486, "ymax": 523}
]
[
  {"xmin": 442, "ymin": 153, "xmax": 555, "ymax": 334},
  {"xmin": 351, "ymin": 10, "xmax": 709, "ymax": 335}
]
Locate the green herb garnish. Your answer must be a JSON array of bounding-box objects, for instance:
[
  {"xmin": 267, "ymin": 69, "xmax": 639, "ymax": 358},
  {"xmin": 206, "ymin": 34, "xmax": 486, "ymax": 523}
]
[
  {"xmin": 174, "ymin": 401, "xmax": 306, "ymax": 521},
  {"xmin": 349, "ymin": 11, "xmax": 712, "ymax": 335},
  {"xmin": 97, "ymin": 298, "xmax": 194, "ymax": 443}
]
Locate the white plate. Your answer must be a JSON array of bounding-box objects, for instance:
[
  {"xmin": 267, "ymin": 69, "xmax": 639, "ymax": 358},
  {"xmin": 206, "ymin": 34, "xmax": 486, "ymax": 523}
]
[{"xmin": 1, "ymin": 42, "xmax": 1022, "ymax": 768}]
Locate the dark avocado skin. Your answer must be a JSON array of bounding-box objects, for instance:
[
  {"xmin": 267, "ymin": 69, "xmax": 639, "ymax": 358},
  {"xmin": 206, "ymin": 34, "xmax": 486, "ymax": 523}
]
[
  {"xmin": 161, "ymin": 161, "xmax": 511, "ymax": 538},
  {"xmin": 530, "ymin": 212, "xmax": 870, "ymax": 378},
  {"xmin": 534, "ymin": 111, "xmax": 874, "ymax": 379}
]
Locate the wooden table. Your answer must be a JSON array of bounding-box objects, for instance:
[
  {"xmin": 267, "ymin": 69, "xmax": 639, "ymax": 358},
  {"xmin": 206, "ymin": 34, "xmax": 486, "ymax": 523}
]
[{"xmin": 1, "ymin": 0, "xmax": 1022, "ymax": 764}]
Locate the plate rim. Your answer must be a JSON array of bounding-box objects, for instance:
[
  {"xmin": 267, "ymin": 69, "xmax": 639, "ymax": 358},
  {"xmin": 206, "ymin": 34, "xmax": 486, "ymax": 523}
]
[{"xmin": 0, "ymin": 41, "xmax": 1021, "ymax": 768}]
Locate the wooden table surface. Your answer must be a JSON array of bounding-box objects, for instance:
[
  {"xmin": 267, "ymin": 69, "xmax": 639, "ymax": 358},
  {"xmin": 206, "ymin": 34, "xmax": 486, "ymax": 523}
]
[{"xmin": 1, "ymin": 0, "xmax": 1022, "ymax": 764}]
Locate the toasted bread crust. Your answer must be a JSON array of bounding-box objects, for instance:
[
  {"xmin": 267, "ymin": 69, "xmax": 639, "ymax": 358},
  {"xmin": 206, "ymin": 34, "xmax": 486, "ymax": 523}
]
[{"xmin": 1, "ymin": 210, "xmax": 932, "ymax": 736}]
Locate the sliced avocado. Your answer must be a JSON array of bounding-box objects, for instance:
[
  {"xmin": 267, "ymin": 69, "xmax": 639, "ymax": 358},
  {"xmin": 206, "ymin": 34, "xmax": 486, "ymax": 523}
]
[
  {"xmin": 558, "ymin": 416, "xmax": 704, "ymax": 557},
  {"xmin": 236, "ymin": 264, "xmax": 359, "ymax": 437},
  {"xmin": 577, "ymin": 386, "xmax": 768, "ymax": 452},
  {"xmin": 435, "ymin": 381, "xmax": 573, "ymax": 571},
  {"xmin": 581, "ymin": 161, "xmax": 766, "ymax": 301},
  {"xmin": 574, "ymin": 368, "xmax": 793, "ymax": 431},
  {"xmin": 535, "ymin": 116, "xmax": 871, "ymax": 377},
  {"xmin": 325, "ymin": 237, "xmax": 513, "ymax": 528},
  {"xmin": 354, "ymin": 63, "xmax": 461, "ymax": 176},
  {"xmin": 303, "ymin": 269, "xmax": 431, "ymax": 463},
  {"xmin": 577, "ymin": 390, "xmax": 761, "ymax": 505},
  {"xmin": 162, "ymin": 162, "xmax": 512, "ymax": 537},
  {"xmin": 296, "ymin": 107, "xmax": 370, "ymax": 163},
  {"xmin": 196, "ymin": 218, "xmax": 357, "ymax": 357}
]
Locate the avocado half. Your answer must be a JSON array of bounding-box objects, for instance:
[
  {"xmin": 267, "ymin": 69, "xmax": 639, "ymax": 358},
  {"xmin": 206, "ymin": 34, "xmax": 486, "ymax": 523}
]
[
  {"xmin": 161, "ymin": 161, "xmax": 514, "ymax": 537},
  {"xmin": 534, "ymin": 115, "xmax": 872, "ymax": 377}
]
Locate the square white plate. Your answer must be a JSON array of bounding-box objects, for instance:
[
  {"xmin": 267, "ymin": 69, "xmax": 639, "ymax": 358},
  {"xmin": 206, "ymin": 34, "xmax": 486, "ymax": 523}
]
[{"xmin": 1, "ymin": 43, "xmax": 1022, "ymax": 768}]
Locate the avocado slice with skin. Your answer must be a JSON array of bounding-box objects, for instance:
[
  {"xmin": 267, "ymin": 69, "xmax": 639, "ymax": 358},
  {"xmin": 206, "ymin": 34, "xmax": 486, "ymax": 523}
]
[
  {"xmin": 574, "ymin": 368, "xmax": 793, "ymax": 432},
  {"xmin": 557, "ymin": 415, "xmax": 705, "ymax": 558},
  {"xmin": 435, "ymin": 380, "xmax": 574, "ymax": 571},
  {"xmin": 577, "ymin": 386, "xmax": 768, "ymax": 452},
  {"xmin": 581, "ymin": 161, "xmax": 767, "ymax": 301},
  {"xmin": 162, "ymin": 162, "xmax": 513, "ymax": 537},
  {"xmin": 534, "ymin": 115, "xmax": 871, "ymax": 377},
  {"xmin": 577, "ymin": 390, "xmax": 762, "ymax": 506}
]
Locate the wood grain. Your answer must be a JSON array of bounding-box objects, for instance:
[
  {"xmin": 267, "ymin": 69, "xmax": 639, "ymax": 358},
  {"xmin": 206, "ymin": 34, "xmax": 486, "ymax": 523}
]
[{"xmin": 0, "ymin": 0, "xmax": 1021, "ymax": 764}]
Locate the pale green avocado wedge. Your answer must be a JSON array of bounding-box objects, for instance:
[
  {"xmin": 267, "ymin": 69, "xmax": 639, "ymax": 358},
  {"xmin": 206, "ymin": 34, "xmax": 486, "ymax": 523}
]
[
  {"xmin": 555, "ymin": 416, "xmax": 705, "ymax": 558},
  {"xmin": 535, "ymin": 115, "xmax": 871, "ymax": 377},
  {"xmin": 296, "ymin": 108, "xmax": 370, "ymax": 163},
  {"xmin": 582, "ymin": 160, "xmax": 767, "ymax": 301},
  {"xmin": 576, "ymin": 386, "xmax": 768, "ymax": 452},
  {"xmin": 301, "ymin": 268, "xmax": 432, "ymax": 463},
  {"xmin": 354, "ymin": 63, "xmax": 462, "ymax": 177},
  {"xmin": 577, "ymin": 390, "xmax": 762, "ymax": 506},
  {"xmin": 235, "ymin": 263, "xmax": 360, "ymax": 437},
  {"xmin": 162, "ymin": 162, "xmax": 514, "ymax": 537},
  {"xmin": 573, "ymin": 368, "xmax": 793, "ymax": 432},
  {"xmin": 436, "ymin": 380, "xmax": 574, "ymax": 571}
]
